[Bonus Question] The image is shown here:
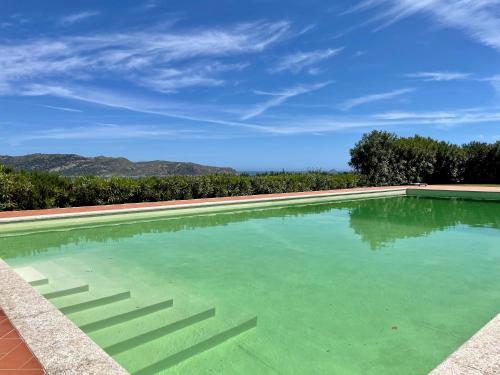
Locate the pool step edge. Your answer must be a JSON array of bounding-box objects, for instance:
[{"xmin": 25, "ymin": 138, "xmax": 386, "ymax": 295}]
[
  {"xmin": 59, "ymin": 291, "xmax": 131, "ymax": 314},
  {"xmin": 132, "ymin": 316, "xmax": 258, "ymax": 375},
  {"xmin": 43, "ymin": 284, "xmax": 90, "ymax": 299},
  {"xmin": 80, "ymin": 299, "xmax": 174, "ymax": 333},
  {"xmin": 104, "ymin": 307, "xmax": 217, "ymax": 356}
]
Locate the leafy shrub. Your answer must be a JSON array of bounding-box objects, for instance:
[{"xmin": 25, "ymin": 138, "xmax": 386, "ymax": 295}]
[
  {"xmin": 0, "ymin": 168, "xmax": 361, "ymax": 211},
  {"xmin": 463, "ymin": 141, "xmax": 500, "ymax": 184}
]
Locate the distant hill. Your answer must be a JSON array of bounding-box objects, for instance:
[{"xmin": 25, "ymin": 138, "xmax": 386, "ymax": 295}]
[{"xmin": 0, "ymin": 154, "xmax": 236, "ymax": 177}]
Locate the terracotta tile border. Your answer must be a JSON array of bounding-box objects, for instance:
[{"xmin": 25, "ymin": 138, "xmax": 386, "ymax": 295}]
[
  {"xmin": 0, "ymin": 310, "xmax": 44, "ymax": 374},
  {"xmin": 0, "ymin": 185, "xmax": 499, "ymax": 374}
]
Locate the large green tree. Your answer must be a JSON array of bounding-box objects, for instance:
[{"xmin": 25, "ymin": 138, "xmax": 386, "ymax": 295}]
[
  {"xmin": 349, "ymin": 130, "xmax": 496, "ymax": 185},
  {"xmin": 349, "ymin": 131, "xmax": 399, "ymax": 185}
]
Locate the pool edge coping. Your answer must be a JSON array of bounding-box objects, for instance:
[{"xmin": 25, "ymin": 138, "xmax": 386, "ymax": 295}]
[
  {"xmin": 429, "ymin": 313, "xmax": 500, "ymax": 375},
  {"xmin": 0, "ymin": 186, "xmax": 410, "ymax": 224},
  {"xmin": 1, "ymin": 185, "xmax": 499, "ymax": 225},
  {"xmin": 1, "ymin": 185, "xmax": 499, "ymax": 374}
]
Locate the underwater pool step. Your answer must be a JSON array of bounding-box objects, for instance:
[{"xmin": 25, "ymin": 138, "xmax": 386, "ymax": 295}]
[
  {"xmin": 59, "ymin": 291, "xmax": 131, "ymax": 314},
  {"xmin": 80, "ymin": 299, "xmax": 174, "ymax": 333},
  {"xmin": 43, "ymin": 284, "xmax": 89, "ymax": 299},
  {"xmin": 132, "ymin": 316, "xmax": 258, "ymax": 375},
  {"xmin": 30, "ymin": 278, "xmax": 49, "ymax": 286},
  {"xmin": 104, "ymin": 308, "xmax": 216, "ymax": 356},
  {"xmin": 13, "ymin": 266, "xmax": 49, "ymax": 286}
]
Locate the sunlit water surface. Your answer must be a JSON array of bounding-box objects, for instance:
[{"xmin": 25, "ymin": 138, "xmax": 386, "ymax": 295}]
[{"xmin": 2, "ymin": 197, "xmax": 499, "ymax": 375}]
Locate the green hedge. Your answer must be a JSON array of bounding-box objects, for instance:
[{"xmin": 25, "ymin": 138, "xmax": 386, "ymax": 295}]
[{"xmin": 0, "ymin": 166, "xmax": 361, "ymax": 211}]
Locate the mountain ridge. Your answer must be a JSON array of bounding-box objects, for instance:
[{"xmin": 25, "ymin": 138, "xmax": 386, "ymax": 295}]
[{"xmin": 0, "ymin": 153, "xmax": 236, "ymax": 177}]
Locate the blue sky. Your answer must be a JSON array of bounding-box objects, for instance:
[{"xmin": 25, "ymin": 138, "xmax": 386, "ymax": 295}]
[{"xmin": 1, "ymin": 0, "xmax": 500, "ymax": 171}]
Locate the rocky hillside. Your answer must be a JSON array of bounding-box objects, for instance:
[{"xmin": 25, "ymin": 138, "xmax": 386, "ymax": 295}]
[{"xmin": 0, "ymin": 154, "xmax": 236, "ymax": 177}]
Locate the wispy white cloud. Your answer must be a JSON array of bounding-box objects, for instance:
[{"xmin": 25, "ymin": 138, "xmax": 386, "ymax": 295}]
[
  {"xmin": 243, "ymin": 107, "xmax": 500, "ymax": 135},
  {"xmin": 338, "ymin": 88, "xmax": 415, "ymax": 111},
  {"xmin": 482, "ymin": 74, "xmax": 500, "ymax": 82},
  {"xmin": 296, "ymin": 24, "xmax": 317, "ymax": 36},
  {"xmin": 21, "ymin": 107, "xmax": 499, "ymax": 140},
  {"xmin": 406, "ymin": 71, "xmax": 472, "ymax": 81},
  {"xmin": 141, "ymin": 0, "xmax": 161, "ymax": 11},
  {"xmin": 138, "ymin": 69, "xmax": 224, "ymax": 93},
  {"xmin": 138, "ymin": 62, "xmax": 248, "ymax": 93},
  {"xmin": 371, "ymin": 108, "xmax": 500, "ymax": 125},
  {"xmin": 41, "ymin": 104, "xmax": 82, "ymax": 113},
  {"xmin": 350, "ymin": 0, "xmax": 500, "ymax": 51},
  {"xmin": 402, "ymin": 71, "xmax": 500, "ymax": 100},
  {"xmin": 241, "ymin": 81, "xmax": 333, "ymax": 120},
  {"xmin": 14, "ymin": 123, "xmax": 204, "ymax": 143},
  {"xmin": 479, "ymin": 74, "xmax": 500, "ymax": 96},
  {"xmin": 270, "ymin": 47, "xmax": 343, "ymax": 74},
  {"xmin": 373, "ymin": 110, "xmax": 457, "ymax": 120},
  {"xmin": 10, "ymin": 82, "xmax": 500, "ymax": 139},
  {"xmin": 19, "ymin": 83, "xmax": 273, "ymax": 133},
  {"xmin": 0, "ymin": 20, "xmax": 289, "ymax": 94},
  {"xmin": 8, "ymin": 14, "xmax": 30, "ymax": 26},
  {"xmin": 21, "ymin": 107, "xmax": 500, "ymax": 138},
  {"xmin": 26, "ymin": 81, "xmax": 497, "ymax": 136},
  {"xmin": 60, "ymin": 11, "xmax": 100, "ymax": 25}
]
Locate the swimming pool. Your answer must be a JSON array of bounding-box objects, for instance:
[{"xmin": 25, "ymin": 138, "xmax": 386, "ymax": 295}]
[{"xmin": 1, "ymin": 196, "xmax": 499, "ymax": 374}]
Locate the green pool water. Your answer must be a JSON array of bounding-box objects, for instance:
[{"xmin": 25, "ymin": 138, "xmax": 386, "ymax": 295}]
[{"xmin": 1, "ymin": 196, "xmax": 499, "ymax": 375}]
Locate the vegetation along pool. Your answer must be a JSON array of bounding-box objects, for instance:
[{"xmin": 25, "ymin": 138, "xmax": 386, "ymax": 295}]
[{"xmin": 1, "ymin": 196, "xmax": 499, "ymax": 375}]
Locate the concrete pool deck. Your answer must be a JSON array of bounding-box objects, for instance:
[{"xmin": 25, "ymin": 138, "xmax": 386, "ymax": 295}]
[{"xmin": 0, "ymin": 184, "xmax": 499, "ymax": 374}]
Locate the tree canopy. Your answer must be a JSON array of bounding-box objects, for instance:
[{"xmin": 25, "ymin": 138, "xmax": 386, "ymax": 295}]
[{"xmin": 350, "ymin": 130, "xmax": 499, "ymax": 185}]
